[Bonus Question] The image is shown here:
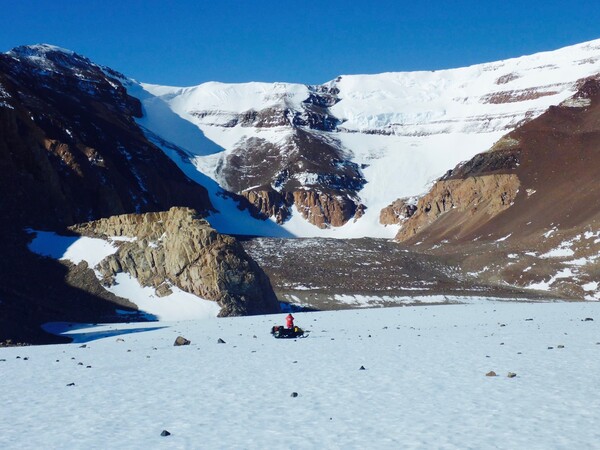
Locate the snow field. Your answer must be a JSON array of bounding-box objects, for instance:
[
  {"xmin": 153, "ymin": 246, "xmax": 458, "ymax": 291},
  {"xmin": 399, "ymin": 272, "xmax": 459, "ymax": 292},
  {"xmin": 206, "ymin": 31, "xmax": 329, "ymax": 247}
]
[
  {"xmin": 134, "ymin": 39, "xmax": 600, "ymax": 239},
  {"xmin": 2, "ymin": 301, "xmax": 600, "ymax": 449}
]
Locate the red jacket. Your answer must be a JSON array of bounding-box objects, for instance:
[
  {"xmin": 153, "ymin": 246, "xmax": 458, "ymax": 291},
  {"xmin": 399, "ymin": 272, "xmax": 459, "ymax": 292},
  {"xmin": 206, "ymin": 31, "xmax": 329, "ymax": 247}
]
[{"xmin": 286, "ymin": 314, "xmax": 295, "ymax": 329}]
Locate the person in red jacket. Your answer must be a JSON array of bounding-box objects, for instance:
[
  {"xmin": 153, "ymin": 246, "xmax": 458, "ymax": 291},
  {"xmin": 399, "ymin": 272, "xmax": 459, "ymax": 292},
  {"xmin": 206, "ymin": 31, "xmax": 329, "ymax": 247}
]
[{"xmin": 286, "ymin": 313, "xmax": 295, "ymax": 329}]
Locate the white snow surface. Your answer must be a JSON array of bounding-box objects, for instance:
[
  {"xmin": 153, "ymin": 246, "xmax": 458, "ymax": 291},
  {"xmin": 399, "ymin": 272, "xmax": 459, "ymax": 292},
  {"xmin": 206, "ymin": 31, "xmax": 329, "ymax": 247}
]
[
  {"xmin": 27, "ymin": 229, "xmax": 118, "ymax": 268},
  {"xmin": 108, "ymin": 273, "xmax": 220, "ymax": 321},
  {"xmin": 2, "ymin": 301, "xmax": 600, "ymax": 449},
  {"xmin": 133, "ymin": 39, "xmax": 600, "ymax": 238}
]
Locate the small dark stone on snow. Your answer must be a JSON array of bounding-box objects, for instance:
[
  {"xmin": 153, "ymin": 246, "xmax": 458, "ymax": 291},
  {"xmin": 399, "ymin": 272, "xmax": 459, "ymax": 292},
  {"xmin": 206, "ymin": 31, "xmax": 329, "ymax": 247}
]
[
  {"xmin": 253, "ymin": 335, "xmax": 257, "ymax": 338},
  {"xmin": 78, "ymin": 362, "xmax": 83, "ymax": 365},
  {"xmin": 548, "ymin": 347, "xmax": 553, "ymax": 350},
  {"xmin": 557, "ymin": 345, "xmax": 565, "ymax": 349},
  {"xmin": 359, "ymin": 366, "xmax": 366, "ymax": 370},
  {"xmin": 217, "ymin": 338, "xmax": 226, "ymax": 344},
  {"xmin": 174, "ymin": 336, "xmax": 191, "ymax": 346},
  {"xmin": 66, "ymin": 382, "xmax": 75, "ymax": 386},
  {"xmin": 500, "ymin": 343, "xmax": 504, "ymax": 345},
  {"xmin": 486, "ymin": 371, "xmax": 497, "ymax": 377},
  {"xmin": 161, "ymin": 430, "xmax": 171, "ymax": 437},
  {"xmin": 16, "ymin": 356, "xmax": 20, "ymax": 359},
  {"xmin": 583, "ymin": 318, "xmax": 594, "ymax": 321},
  {"xmin": 79, "ymin": 344, "xmax": 87, "ymax": 348},
  {"xmin": 290, "ymin": 392, "xmax": 299, "ymax": 398},
  {"xmin": 23, "ymin": 357, "xmax": 28, "ymax": 361},
  {"xmin": 507, "ymin": 372, "xmax": 517, "ymax": 378},
  {"xmin": 525, "ymin": 318, "xmax": 533, "ymax": 321}
]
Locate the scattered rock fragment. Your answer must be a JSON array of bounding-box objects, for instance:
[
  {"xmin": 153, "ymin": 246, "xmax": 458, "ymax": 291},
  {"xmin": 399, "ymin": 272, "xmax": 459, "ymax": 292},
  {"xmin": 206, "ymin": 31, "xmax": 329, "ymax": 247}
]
[
  {"xmin": 116, "ymin": 338, "xmax": 125, "ymax": 342},
  {"xmin": 548, "ymin": 347, "xmax": 554, "ymax": 350},
  {"xmin": 507, "ymin": 372, "xmax": 517, "ymax": 378},
  {"xmin": 525, "ymin": 318, "xmax": 533, "ymax": 321},
  {"xmin": 290, "ymin": 392, "xmax": 299, "ymax": 398},
  {"xmin": 557, "ymin": 345, "xmax": 565, "ymax": 349},
  {"xmin": 79, "ymin": 344, "xmax": 87, "ymax": 348},
  {"xmin": 486, "ymin": 371, "xmax": 497, "ymax": 377},
  {"xmin": 217, "ymin": 338, "xmax": 226, "ymax": 344},
  {"xmin": 583, "ymin": 318, "xmax": 594, "ymax": 322},
  {"xmin": 161, "ymin": 430, "xmax": 171, "ymax": 437},
  {"xmin": 66, "ymin": 382, "xmax": 75, "ymax": 386},
  {"xmin": 359, "ymin": 366, "xmax": 366, "ymax": 370},
  {"xmin": 174, "ymin": 336, "xmax": 191, "ymax": 346}
]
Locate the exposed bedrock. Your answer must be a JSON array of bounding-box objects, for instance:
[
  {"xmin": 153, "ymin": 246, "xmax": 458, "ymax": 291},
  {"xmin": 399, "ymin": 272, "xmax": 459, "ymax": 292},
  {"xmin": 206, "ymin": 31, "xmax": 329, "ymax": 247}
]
[{"xmin": 72, "ymin": 207, "xmax": 280, "ymax": 317}]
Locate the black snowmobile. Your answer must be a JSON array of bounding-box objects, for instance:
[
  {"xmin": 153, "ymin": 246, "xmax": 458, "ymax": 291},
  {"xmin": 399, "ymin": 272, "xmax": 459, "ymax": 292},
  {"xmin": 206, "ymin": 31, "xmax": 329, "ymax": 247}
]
[{"xmin": 271, "ymin": 325, "xmax": 306, "ymax": 339}]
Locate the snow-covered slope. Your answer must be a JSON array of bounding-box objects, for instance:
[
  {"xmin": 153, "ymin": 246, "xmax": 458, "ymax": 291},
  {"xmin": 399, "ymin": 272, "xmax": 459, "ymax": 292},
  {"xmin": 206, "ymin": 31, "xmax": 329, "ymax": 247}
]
[
  {"xmin": 136, "ymin": 39, "xmax": 600, "ymax": 238},
  {"xmin": 2, "ymin": 301, "xmax": 600, "ymax": 449}
]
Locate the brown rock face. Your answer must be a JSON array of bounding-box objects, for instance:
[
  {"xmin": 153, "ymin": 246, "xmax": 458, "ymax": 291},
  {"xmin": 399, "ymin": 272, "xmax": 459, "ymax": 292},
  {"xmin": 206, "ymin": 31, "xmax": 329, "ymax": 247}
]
[
  {"xmin": 217, "ymin": 127, "xmax": 365, "ymax": 228},
  {"xmin": 292, "ymin": 190, "xmax": 363, "ymax": 228},
  {"xmin": 379, "ymin": 199, "xmax": 417, "ymax": 226},
  {"xmin": 241, "ymin": 189, "xmax": 293, "ymax": 224},
  {"xmin": 396, "ymin": 174, "xmax": 520, "ymax": 241},
  {"xmin": 72, "ymin": 207, "xmax": 280, "ymax": 317},
  {"xmin": 240, "ymin": 186, "xmax": 364, "ymax": 228},
  {"xmin": 0, "ymin": 45, "xmax": 212, "ymax": 230}
]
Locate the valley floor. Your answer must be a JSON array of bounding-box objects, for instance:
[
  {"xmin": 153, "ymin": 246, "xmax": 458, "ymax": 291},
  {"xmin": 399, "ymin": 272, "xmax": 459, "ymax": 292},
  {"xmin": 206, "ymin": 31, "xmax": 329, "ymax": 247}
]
[
  {"xmin": 1, "ymin": 300, "xmax": 599, "ymax": 449},
  {"xmin": 241, "ymin": 237, "xmax": 552, "ymax": 310}
]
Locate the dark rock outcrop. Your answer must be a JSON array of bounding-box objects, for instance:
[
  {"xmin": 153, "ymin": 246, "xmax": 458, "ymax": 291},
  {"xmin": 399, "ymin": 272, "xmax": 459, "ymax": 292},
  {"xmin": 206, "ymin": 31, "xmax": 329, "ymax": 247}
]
[
  {"xmin": 215, "ymin": 115, "xmax": 365, "ymax": 228},
  {"xmin": 0, "ymin": 45, "xmax": 212, "ymax": 229},
  {"xmin": 72, "ymin": 207, "xmax": 280, "ymax": 316},
  {"xmin": 0, "ymin": 45, "xmax": 214, "ymax": 343},
  {"xmin": 379, "ymin": 198, "xmax": 417, "ymax": 226}
]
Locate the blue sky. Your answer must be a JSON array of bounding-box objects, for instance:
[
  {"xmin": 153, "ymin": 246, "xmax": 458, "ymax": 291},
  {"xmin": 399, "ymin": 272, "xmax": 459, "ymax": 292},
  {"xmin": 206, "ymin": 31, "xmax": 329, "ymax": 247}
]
[{"xmin": 1, "ymin": 0, "xmax": 599, "ymax": 86}]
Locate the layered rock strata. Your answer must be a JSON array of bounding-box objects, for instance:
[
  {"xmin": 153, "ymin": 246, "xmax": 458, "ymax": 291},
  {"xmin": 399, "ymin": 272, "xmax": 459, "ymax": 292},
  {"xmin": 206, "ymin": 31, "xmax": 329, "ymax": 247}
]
[{"xmin": 72, "ymin": 207, "xmax": 280, "ymax": 316}]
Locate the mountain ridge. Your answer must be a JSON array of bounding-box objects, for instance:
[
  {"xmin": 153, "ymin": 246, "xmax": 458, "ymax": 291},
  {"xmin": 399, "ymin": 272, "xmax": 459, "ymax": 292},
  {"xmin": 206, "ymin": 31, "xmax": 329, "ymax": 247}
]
[{"xmin": 134, "ymin": 38, "xmax": 600, "ymax": 237}]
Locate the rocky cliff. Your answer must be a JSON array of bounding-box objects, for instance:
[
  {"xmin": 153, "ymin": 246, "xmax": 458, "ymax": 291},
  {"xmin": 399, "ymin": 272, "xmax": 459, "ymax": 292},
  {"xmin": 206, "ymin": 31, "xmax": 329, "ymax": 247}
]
[
  {"xmin": 379, "ymin": 198, "xmax": 417, "ymax": 226},
  {"xmin": 0, "ymin": 45, "xmax": 212, "ymax": 230},
  {"xmin": 72, "ymin": 207, "xmax": 280, "ymax": 316},
  {"xmin": 219, "ymin": 128, "xmax": 366, "ymax": 228},
  {"xmin": 392, "ymin": 77, "xmax": 600, "ymax": 301},
  {"xmin": 0, "ymin": 45, "xmax": 215, "ymax": 343}
]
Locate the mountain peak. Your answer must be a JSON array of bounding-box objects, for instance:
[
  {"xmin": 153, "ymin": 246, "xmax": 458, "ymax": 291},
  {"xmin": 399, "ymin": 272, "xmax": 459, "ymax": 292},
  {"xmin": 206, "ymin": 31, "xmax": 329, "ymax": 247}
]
[{"xmin": 7, "ymin": 43, "xmax": 75, "ymax": 58}]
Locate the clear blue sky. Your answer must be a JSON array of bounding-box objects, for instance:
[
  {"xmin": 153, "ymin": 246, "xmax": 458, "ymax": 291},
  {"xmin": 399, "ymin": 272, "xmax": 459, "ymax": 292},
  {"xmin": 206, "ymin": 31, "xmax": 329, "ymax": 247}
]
[{"xmin": 1, "ymin": 0, "xmax": 599, "ymax": 86}]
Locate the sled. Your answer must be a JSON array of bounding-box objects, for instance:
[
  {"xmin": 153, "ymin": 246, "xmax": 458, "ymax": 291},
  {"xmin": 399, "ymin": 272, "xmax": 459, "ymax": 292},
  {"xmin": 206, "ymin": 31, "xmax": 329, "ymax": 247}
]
[{"xmin": 271, "ymin": 325, "xmax": 306, "ymax": 339}]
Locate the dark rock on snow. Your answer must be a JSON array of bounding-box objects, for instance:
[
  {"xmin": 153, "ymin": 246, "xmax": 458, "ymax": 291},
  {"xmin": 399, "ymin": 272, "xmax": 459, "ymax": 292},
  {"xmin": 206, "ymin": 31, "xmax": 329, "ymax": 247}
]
[{"xmin": 174, "ymin": 336, "xmax": 191, "ymax": 346}]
